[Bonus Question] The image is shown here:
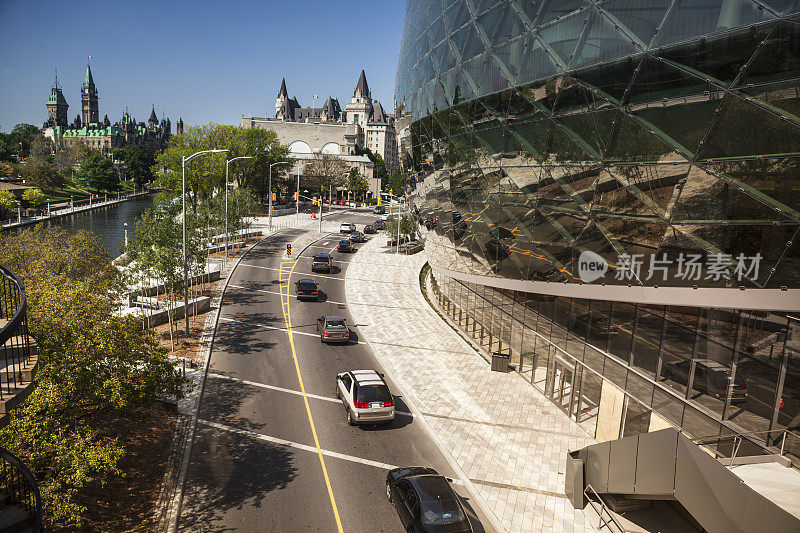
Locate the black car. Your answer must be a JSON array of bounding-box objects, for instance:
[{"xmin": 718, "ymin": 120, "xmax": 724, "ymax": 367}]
[
  {"xmin": 386, "ymin": 467, "xmax": 471, "ymax": 533},
  {"xmin": 374, "ymin": 205, "xmax": 386, "ymax": 214},
  {"xmin": 424, "ymin": 216, "xmax": 438, "ymax": 230},
  {"xmin": 363, "ymin": 224, "xmax": 376, "ymax": 234},
  {"xmin": 311, "ymin": 253, "xmax": 332, "ymax": 273},
  {"xmin": 349, "ymin": 230, "xmax": 365, "ymax": 243},
  {"xmin": 337, "ymin": 239, "xmax": 354, "ymax": 252},
  {"xmin": 295, "ymin": 279, "xmax": 319, "ymax": 301},
  {"xmin": 373, "ymin": 219, "xmax": 386, "ymax": 230}
]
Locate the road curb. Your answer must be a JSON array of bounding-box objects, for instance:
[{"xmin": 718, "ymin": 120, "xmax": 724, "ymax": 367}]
[{"xmin": 343, "ymin": 238, "xmax": 508, "ymax": 533}]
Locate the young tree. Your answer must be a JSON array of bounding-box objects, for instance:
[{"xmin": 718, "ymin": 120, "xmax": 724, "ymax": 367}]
[
  {"xmin": 302, "ymin": 153, "xmax": 348, "ymax": 199},
  {"xmin": 0, "ymin": 189, "xmax": 17, "ymax": 218},
  {"xmin": 9, "ymin": 123, "xmax": 41, "ymax": 157},
  {"xmin": 0, "ymin": 161, "xmax": 13, "ymax": 177},
  {"xmin": 386, "ymin": 169, "xmax": 405, "ymax": 196},
  {"xmin": 77, "ymin": 151, "xmax": 118, "ymax": 191},
  {"xmin": 346, "ymin": 168, "xmax": 369, "ymax": 201},
  {"xmin": 22, "ymin": 187, "xmax": 46, "ymax": 208}
]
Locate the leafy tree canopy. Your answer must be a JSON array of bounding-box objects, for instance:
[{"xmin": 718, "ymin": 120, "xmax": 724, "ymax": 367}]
[
  {"xmin": 77, "ymin": 152, "xmax": 118, "ymax": 191},
  {"xmin": 22, "ymin": 187, "xmax": 46, "ymax": 207},
  {"xmin": 124, "ymin": 145, "xmax": 155, "ymax": 189},
  {"xmin": 346, "ymin": 168, "xmax": 369, "ymax": 201}
]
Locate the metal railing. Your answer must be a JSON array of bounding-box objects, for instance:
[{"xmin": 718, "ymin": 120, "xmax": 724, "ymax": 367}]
[
  {"xmin": 0, "ymin": 263, "xmax": 33, "ymax": 401},
  {"xmin": 0, "ymin": 446, "xmax": 42, "ymax": 532},
  {"xmin": 692, "ymin": 427, "xmax": 800, "ymax": 467},
  {"xmin": 583, "ymin": 484, "xmax": 625, "ymax": 533}
]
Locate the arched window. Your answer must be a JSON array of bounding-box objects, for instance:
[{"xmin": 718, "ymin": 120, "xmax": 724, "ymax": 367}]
[
  {"xmin": 289, "ymin": 140, "xmax": 312, "ymax": 153},
  {"xmin": 321, "ymin": 142, "xmax": 340, "ymax": 154}
]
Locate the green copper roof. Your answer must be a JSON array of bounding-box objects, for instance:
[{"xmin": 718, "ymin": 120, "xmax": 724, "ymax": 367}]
[
  {"xmin": 47, "ymin": 87, "xmax": 68, "ymax": 107},
  {"xmin": 83, "ymin": 65, "xmax": 95, "ymax": 88}
]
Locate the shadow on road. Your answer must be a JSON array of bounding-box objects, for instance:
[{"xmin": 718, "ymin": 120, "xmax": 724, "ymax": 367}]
[{"xmin": 214, "ymin": 311, "xmax": 280, "ymax": 356}]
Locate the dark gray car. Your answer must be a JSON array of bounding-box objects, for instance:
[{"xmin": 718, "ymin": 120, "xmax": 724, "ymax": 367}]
[{"xmin": 316, "ymin": 315, "xmax": 350, "ymax": 344}]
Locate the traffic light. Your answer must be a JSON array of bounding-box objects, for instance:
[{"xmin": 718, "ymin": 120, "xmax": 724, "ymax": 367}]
[
  {"xmin": 377, "ymin": 198, "xmax": 382, "ymax": 205},
  {"xmin": 294, "ymin": 191, "xmax": 298, "ymax": 200},
  {"xmin": 313, "ymin": 196, "xmax": 318, "ymax": 205},
  {"xmin": 389, "ymin": 189, "xmax": 393, "ymax": 196},
  {"xmin": 272, "ymin": 192, "xmax": 276, "ymax": 202},
  {"xmin": 286, "ymin": 244, "xmax": 292, "ymax": 256}
]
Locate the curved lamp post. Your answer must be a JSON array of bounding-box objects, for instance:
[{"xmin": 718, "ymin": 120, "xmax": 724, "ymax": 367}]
[
  {"xmin": 182, "ymin": 149, "xmax": 228, "ymax": 335},
  {"xmin": 225, "ymin": 156, "xmax": 253, "ymax": 262}
]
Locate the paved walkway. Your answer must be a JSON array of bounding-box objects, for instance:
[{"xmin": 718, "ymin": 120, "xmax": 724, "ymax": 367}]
[{"xmin": 345, "ymin": 236, "xmax": 598, "ymax": 533}]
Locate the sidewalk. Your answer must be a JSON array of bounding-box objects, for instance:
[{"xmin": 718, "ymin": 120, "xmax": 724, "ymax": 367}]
[{"xmin": 345, "ymin": 236, "xmax": 598, "ymax": 533}]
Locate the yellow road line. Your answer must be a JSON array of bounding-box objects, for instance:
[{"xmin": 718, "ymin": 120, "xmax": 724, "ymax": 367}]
[{"xmin": 279, "ymin": 255, "xmax": 345, "ymax": 533}]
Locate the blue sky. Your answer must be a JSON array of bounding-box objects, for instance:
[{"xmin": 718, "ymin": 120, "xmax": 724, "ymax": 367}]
[{"xmin": 0, "ymin": 0, "xmax": 406, "ymax": 132}]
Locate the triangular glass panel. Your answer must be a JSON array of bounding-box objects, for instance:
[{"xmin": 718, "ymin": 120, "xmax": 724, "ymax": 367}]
[
  {"xmin": 702, "ymin": 158, "xmax": 800, "ymax": 222},
  {"xmin": 547, "ymin": 120, "xmax": 599, "ymax": 163},
  {"xmin": 659, "ymin": 22, "xmax": 775, "ymax": 87},
  {"xmin": 463, "ymin": 52, "xmax": 495, "ymax": 97},
  {"xmin": 430, "ymin": 108, "xmax": 451, "ymax": 140},
  {"xmin": 735, "ymin": 79, "xmax": 800, "ymax": 124},
  {"xmin": 573, "ymin": 54, "xmax": 641, "ymax": 104},
  {"xmin": 551, "ymin": 76, "xmax": 615, "ymax": 116},
  {"xmin": 652, "ymin": 0, "xmax": 776, "ymax": 49},
  {"xmin": 445, "ymin": 0, "xmax": 471, "ymax": 33},
  {"xmin": 470, "ymin": 0, "xmax": 501, "ymax": 15},
  {"xmin": 575, "ymin": 220, "xmax": 623, "ymax": 257},
  {"xmin": 428, "ymin": 16, "xmax": 447, "ymax": 48},
  {"xmin": 599, "ymin": 0, "xmax": 672, "ymax": 47},
  {"xmin": 516, "ymin": 34, "xmax": 562, "ymax": 87},
  {"xmin": 485, "ymin": 2, "xmax": 527, "ymax": 44},
  {"xmin": 492, "ymin": 34, "xmax": 526, "ymax": 86},
  {"xmin": 536, "ymin": 0, "xmax": 587, "ymax": 26},
  {"xmin": 507, "ymin": 116, "xmax": 551, "ymax": 161},
  {"xmin": 456, "ymin": 67, "xmax": 478, "ymax": 102},
  {"xmin": 509, "ymin": 0, "xmax": 540, "ymax": 26},
  {"xmin": 480, "ymin": 89, "xmax": 513, "ymax": 119},
  {"xmin": 591, "ymin": 168, "xmax": 662, "ymax": 218},
  {"xmin": 555, "ymin": 110, "xmax": 617, "ymax": 159},
  {"xmin": 736, "ymin": 20, "xmax": 800, "ymax": 88},
  {"xmin": 462, "ymin": 23, "xmax": 487, "ymax": 61},
  {"xmin": 570, "ymin": 7, "xmax": 644, "ymax": 71},
  {"xmin": 538, "ymin": 9, "xmax": 591, "ymax": 65},
  {"xmin": 432, "ymin": 79, "xmax": 449, "ymax": 113},
  {"xmin": 431, "ymin": 41, "xmax": 456, "ymax": 74},
  {"xmin": 508, "ymin": 87, "xmax": 550, "ymax": 120},
  {"xmin": 605, "ymin": 111, "xmax": 683, "ymax": 162},
  {"xmin": 440, "ymin": 68, "xmax": 459, "ymax": 106},
  {"xmin": 696, "ymin": 93, "xmax": 800, "ymax": 159}
]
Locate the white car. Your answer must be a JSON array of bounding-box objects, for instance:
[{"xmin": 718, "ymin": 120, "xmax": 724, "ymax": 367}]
[
  {"xmin": 336, "ymin": 370, "xmax": 395, "ymax": 426},
  {"xmin": 348, "ymin": 201, "xmax": 357, "ymax": 208},
  {"xmin": 380, "ymin": 213, "xmax": 389, "ymax": 221},
  {"xmin": 340, "ymin": 222, "xmax": 355, "ymax": 233}
]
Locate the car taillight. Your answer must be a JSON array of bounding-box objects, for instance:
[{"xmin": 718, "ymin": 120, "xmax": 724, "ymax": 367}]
[
  {"xmin": 323, "ymin": 332, "xmax": 329, "ymax": 337},
  {"xmin": 383, "ymin": 400, "xmax": 394, "ymax": 407},
  {"xmin": 313, "ymin": 291, "xmax": 318, "ymax": 294},
  {"xmin": 738, "ymin": 384, "xmax": 747, "ymax": 390},
  {"xmin": 354, "ymin": 401, "xmax": 369, "ymax": 409}
]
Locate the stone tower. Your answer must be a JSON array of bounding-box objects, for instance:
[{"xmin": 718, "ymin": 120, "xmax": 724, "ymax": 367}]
[
  {"xmin": 148, "ymin": 106, "xmax": 159, "ymax": 131},
  {"xmin": 276, "ymin": 78, "xmax": 288, "ymax": 117},
  {"xmin": 346, "ymin": 70, "xmax": 373, "ymax": 127},
  {"xmin": 46, "ymin": 74, "xmax": 69, "ymax": 128},
  {"xmin": 176, "ymin": 117, "xmax": 184, "ymax": 135},
  {"xmin": 81, "ymin": 64, "xmax": 99, "ymax": 125}
]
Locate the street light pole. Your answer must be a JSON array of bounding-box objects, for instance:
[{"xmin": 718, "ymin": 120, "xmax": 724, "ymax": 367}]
[
  {"xmin": 225, "ymin": 156, "xmax": 253, "ymax": 262},
  {"xmin": 296, "ymin": 169, "xmax": 300, "ymax": 219},
  {"xmin": 268, "ymin": 161, "xmax": 281, "ymax": 232},
  {"xmin": 182, "ymin": 149, "xmax": 228, "ymax": 336}
]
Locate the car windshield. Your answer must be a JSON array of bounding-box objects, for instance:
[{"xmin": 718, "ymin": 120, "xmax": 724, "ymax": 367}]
[
  {"xmin": 355, "ymin": 385, "xmax": 391, "ymax": 403},
  {"xmin": 420, "ymin": 499, "xmax": 466, "ymax": 526},
  {"xmin": 298, "ymin": 281, "xmax": 316, "ymax": 290},
  {"xmin": 326, "ymin": 319, "xmax": 346, "ymax": 329}
]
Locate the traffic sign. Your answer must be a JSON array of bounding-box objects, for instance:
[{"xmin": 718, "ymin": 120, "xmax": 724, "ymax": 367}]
[{"xmin": 286, "ymin": 244, "xmax": 292, "ymax": 256}]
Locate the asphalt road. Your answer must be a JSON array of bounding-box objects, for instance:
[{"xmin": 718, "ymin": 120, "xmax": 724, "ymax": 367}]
[{"xmin": 178, "ymin": 211, "xmax": 491, "ymax": 532}]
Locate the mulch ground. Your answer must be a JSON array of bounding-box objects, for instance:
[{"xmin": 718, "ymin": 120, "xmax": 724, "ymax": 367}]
[{"xmin": 51, "ymin": 404, "xmax": 179, "ymax": 532}]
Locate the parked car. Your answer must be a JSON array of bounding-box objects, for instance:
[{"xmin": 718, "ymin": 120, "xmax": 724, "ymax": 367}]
[
  {"xmin": 374, "ymin": 205, "xmax": 386, "ymax": 214},
  {"xmin": 340, "ymin": 222, "xmax": 355, "ymax": 233},
  {"xmin": 295, "ymin": 279, "xmax": 319, "ymax": 301},
  {"xmin": 337, "ymin": 239, "xmax": 354, "ymax": 253},
  {"xmin": 381, "ymin": 213, "xmax": 390, "ymax": 221},
  {"xmin": 386, "ymin": 467, "xmax": 471, "ymax": 533},
  {"xmin": 662, "ymin": 359, "xmax": 748, "ymax": 403},
  {"xmin": 338, "ymin": 200, "xmax": 345, "ymax": 205},
  {"xmin": 573, "ymin": 313, "xmax": 621, "ymax": 338},
  {"xmin": 336, "ymin": 370, "xmax": 395, "ymax": 425},
  {"xmin": 311, "ymin": 253, "xmax": 332, "ymax": 273},
  {"xmin": 424, "ymin": 216, "xmax": 438, "ymax": 230},
  {"xmin": 373, "ymin": 219, "xmax": 386, "ymax": 230},
  {"xmin": 363, "ymin": 224, "xmax": 376, "ymax": 234},
  {"xmin": 316, "ymin": 315, "xmax": 350, "ymax": 344},
  {"xmin": 349, "ymin": 231, "xmax": 365, "ymax": 243},
  {"xmin": 348, "ymin": 201, "xmax": 357, "ymax": 208}
]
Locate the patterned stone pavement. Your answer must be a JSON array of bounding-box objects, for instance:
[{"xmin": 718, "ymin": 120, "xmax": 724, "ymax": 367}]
[{"xmin": 345, "ymin": 236, "xmax": 598, "ymax": 533}]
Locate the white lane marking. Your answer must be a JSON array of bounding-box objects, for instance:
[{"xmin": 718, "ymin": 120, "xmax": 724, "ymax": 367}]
[
  {"xmin": 218, "ymin": 316, "xmax": 368, "ymax": 345},
  {"xmin": 227, "ymin": 284, "xmax": 347, "ymax": 306},
  {"xmin": 206, "ymin": 372, "xmax": 413, "ymax": 418},
  {"xmin": 323, "ymin": 241, "xmax": 329, "ymax": 245},
  {"xmin": 239, "ymin": 263, "xmax": 345, "ymax": 282},
  {"xmin": 198, "ymin": 419, "xmax": 400, "ymax": 471}
]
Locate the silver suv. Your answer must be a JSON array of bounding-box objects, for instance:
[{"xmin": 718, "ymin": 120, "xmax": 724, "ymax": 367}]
[
  {"xmin": 339, "ymin": 222, "xmax": 355, "ymax": 233},
  {"xmin": 336, "ymin": 370, "xmax": 395, "ymax": 426}
]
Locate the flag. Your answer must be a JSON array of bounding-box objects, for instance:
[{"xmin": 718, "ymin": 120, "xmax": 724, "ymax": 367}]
[
  {"xmin": 88, "ymin": 56, "xmax": 93, "ymax": 59},
  {"xmin": 313, "ymin": 94, "xmax": 318, "ymax": 99}
]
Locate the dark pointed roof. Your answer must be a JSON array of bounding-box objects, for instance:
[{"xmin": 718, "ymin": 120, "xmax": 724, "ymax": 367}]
[
  {"xmin": 353, "ymin": 70, "xmax": 370, "ymax": 98},
  {"xmin": 149, "ymin": 106, "xmax": 158, "ymax": 123},
  {"xmin": 278, "ymin": 78, "xmax": 288, "ymax": 98},
  {"xmin": 371, "ymin": 100, "xmax": 388, "ymax": 123},
  {"xmin": 83, "ymin": 64, "xmax": 95, "ymax": 89}
]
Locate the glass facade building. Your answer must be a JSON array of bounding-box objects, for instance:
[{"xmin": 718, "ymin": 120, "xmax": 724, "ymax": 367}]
[{"xmin": 396, "ymin": 0, "xmax": 800, "ymax": 460}]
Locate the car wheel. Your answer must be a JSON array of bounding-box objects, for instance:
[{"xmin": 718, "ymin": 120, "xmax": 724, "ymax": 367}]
[
  {"xmin": 386, "ymin": 481, "xmax": 392, "ymax": 502},
  {"xmin": 347, "ymin": 409, "xmax": 355, "ymax": 426}
]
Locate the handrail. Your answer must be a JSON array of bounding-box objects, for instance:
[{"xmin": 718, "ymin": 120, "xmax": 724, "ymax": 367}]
[
  {"xmin": 692, "ymin": 427, "xmax": 799, "ymax": 464},
  {"xmin": 693, "ymin": 426, "xmax": 800, "ymax": 443},
  {"xmin": 583, "ymin": 484, "xmax": 625, "ymax": 533},
  {"xmin": 0, "ymin": 446, "xmax": 42, "ymax": 532},
  {"xmin": 0, "ymin": 262, "xmax": 33, "ymax": 402}
]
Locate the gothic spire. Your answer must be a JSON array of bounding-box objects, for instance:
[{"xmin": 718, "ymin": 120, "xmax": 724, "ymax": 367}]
[
  {"xmin": 278, "ymin": 78, "xmax": 288, "ymax": 98},
  {"xmin": 83, "ymin": 64, "xmax": 95, "ymax": 90},
  {"xmin": 353, "ymin": 70, "xmax": 370, "ymax": 98}
]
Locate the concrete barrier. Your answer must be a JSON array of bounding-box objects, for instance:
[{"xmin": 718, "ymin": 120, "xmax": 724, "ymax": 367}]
[{"xmin": 140, "ymin": 296, "xmax": 211, "ymax": 328}]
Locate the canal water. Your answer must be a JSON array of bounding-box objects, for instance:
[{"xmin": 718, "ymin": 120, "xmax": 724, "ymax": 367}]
[{"xmin": 42, "ymin": 195, "xmax": 155, "ymax": 257}]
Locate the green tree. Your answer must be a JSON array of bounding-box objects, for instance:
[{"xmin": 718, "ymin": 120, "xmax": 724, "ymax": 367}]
[
  {"xmin": 22, "ymin": 187, "xmax": 46, "ymax": 208},
  {"xmin": 77, "ymin": 151, "xmax": 118, "ymax": 191},
  {"xmin": 9, "ymin": 123, "xmax": 41, "ymax": 158},
  {"xmin": 124, "ymin": 145, "xmax": 155, "ymax": 189},
  {"xmin": 346, "ymin": 168, "xmax": 369, "ymax": 201},
  {"xmin": 20, "ymin": 135, "xmax": 64, "ymax": 188},
  {"xmin": 383, "ymin": 212, "xmax": 418, "ymax": 243},
  {"xmin": 0, "ymin": 189, "xmax": 17, "ymax": 218},
  {"xmin": 386, "ymin": 169, "xmax": 405, "ymax": 197},
  {"xmin": 0, "ymin": 226, "xmax": 186, "ymax": 527},
  {"xmin": 302, "ymin": 153, "xmax": 349, "ymax": 199}
]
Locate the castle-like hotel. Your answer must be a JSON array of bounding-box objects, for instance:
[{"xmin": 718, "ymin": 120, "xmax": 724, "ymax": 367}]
[{"xmin": 43, "ymin": 63, "xmax": 181, "ymax": 152}]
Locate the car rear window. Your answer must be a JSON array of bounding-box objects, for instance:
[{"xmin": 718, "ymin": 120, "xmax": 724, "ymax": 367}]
[
  {"xmin": 326, "ymin": 319, "xmax": 346, "ymax": 329},
  {"xmin": 356, "ymin": 385, "xmax": 392, "ymax": 403},
  {"xmin": 313, "ymin": 254, "xmax": 329, "ymax": 261},
  {"xmin": 420, "ymin": 499, "xmax": 467, "ymax": 526},
  {"xmin": 298, "ymin": 281, "xmax": 316, "ymax": 290},
  {"xmin": 339, "ymin": 240, "xmax": 350, "ymax": 245}
]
